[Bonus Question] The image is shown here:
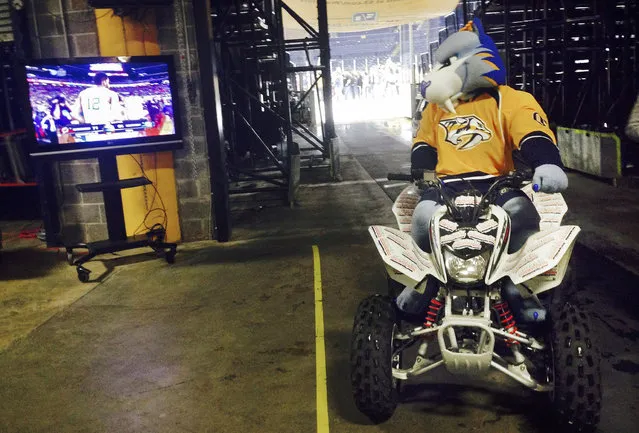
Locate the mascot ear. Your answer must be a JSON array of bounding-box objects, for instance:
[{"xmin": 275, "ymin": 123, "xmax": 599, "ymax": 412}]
[
  {"xmin": 459, "ymin": 17, "xmax": 486, "ymax": 34},
  {"xmin": 470, "ymin": 17, "xmax": 486, "ymax": 34},
  {"xmin": 459, "ymin": 20, "xmax": 474, "ymax": 32},
  {"xmin": 468, "ymin": 17, "xmax": 507, "ymax": 86}
]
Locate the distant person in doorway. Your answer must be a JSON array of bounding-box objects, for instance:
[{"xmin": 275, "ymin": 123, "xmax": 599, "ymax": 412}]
[{"xmin": 333, "ymin": 68, "xmax": 344, "ymax": 100}]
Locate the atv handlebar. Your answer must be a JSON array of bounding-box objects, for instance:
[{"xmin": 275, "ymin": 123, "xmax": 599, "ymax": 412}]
[
  {"xmin": 484, "ymin": 170, "xmax": 533, "ymax": 194},
  {"xmin": 387, "ymin": 173, "xmax": 414, "ymax": 182},
  {"xmin": 387, "ymin": 170, "xmax": 534, "ymax": 223},
  {"xmin": 387, "ymin": 170, "xmax": 533, "ymax": 187}
]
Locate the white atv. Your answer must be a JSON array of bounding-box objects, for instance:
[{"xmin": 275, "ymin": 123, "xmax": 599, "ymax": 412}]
[{"xmin": 350, "ymin": 171, "xmax": 602, "ymax": 431}]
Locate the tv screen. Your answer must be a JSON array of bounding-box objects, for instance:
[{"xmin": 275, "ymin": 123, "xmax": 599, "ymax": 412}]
[{"xmin": 22, "ymin": 56, "xmax": 182, "ymax": 159}]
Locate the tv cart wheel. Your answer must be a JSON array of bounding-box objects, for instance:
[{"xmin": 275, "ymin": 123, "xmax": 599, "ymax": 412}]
[
  {"xmin": 77, "ymin": 266, "xmax": 91, "ymax": 283},
  {"xmin": 147, "ymin": 225, "xmax": 167, "ymax": 255},
  {"xmin": 165, "ymin": 249, "xmax": 176, "ymax": 264}
]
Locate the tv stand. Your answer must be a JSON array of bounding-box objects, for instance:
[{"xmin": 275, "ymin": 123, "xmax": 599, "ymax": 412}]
[{"xmin": 65, "ymin": 154, "xmax": 177, "ymax": 282}]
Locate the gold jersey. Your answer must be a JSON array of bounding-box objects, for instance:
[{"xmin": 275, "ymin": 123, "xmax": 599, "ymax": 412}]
[{"xmin": 413, "ymin": 85, "xmax": 557, "ymax": 178}]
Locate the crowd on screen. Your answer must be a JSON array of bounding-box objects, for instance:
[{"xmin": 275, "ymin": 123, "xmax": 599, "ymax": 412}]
[{"xmin": 30, "ymin": 80, "xmax": 173, "ymax": 142}]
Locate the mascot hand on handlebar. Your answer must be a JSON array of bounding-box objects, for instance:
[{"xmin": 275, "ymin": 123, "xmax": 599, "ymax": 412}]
[{"xmin": 398, "ymin": 17, "xmax": 568, "ymax": 320}]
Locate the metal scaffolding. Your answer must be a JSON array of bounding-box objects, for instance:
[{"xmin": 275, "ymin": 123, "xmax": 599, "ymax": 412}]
[
  {"xmin": 472, "ymin": 0, "xmax": 638, "ymax": 133},
  {"xmin": 0, "ymin": 0, "xmax": 28, "ymax": 134},
  {"xmin": 209, "ymin": 0, "xmax": 336, "ymax": 212}
]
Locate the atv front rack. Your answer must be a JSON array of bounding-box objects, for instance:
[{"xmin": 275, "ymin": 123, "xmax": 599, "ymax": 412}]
[
  {"xmin": 393, "ymin": 319, "xmax": 550, "ymax": 391},
  {"xmin": 392, "ymin": 290, "xmax": 550, "ymax": 392}
]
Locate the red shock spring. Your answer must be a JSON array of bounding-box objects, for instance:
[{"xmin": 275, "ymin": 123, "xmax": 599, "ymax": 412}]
[
  {"xmin": 424, "ymin": 297, "xmax": 444, "ymax": 328},
  {"xmin": 493, "ymin": 301, "xmax": 519, "ymax": 345}
]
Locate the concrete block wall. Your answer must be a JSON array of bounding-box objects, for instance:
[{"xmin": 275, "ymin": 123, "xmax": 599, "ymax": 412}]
[
  {"xmin": 157, "ymin": 1, "xmax": 212, "ymax": 241},
  {"xmin": 26, "ymin": 0, "xmax": 212, "ymax": 242},
  {"xmin": 31, "ymin": 0, "xmax": 99, "ymax": 58},
  {"xmin": 27, "ymin": 0, "xmax": 105, "ymax": 243}
]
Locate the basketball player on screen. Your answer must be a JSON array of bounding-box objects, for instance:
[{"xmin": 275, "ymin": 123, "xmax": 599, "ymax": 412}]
[{"xmin": 73, "ymin": 72, "xmax": 124, "ymax": 126}]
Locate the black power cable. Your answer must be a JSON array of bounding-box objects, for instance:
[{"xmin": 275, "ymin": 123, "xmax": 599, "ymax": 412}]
[{"xmin": 128, "ymin": 155, "xmax": 168, "ymax": 237}]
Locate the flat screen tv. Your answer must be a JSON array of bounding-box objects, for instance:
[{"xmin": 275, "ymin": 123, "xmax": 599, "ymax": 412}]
[{"xmin": 21, "ymin": 55, "xmax": 182, "ymax": 160}]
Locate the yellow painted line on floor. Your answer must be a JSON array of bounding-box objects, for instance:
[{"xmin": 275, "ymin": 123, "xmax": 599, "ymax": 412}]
[{"xmin": 312, "ymin": 245, "xmax": 330, "ymax": 433}]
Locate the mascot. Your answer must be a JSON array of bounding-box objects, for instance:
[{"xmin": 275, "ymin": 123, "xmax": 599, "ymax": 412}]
[{"xmin": 397, "ymin": 18, "xmax": 568, "ymax": 322}]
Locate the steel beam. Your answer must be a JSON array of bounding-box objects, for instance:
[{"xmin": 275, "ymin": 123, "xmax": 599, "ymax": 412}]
[
  {"xmin": 318, "ymin": 0, "xmax": 335, "ymax": 140},
  {"xmin": 193, "ymin": 0, "xmax": 231, "ymax": 241}
]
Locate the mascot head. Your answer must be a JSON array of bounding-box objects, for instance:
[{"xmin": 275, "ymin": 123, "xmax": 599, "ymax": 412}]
[{"xmin": 420, "ymin": 18, "xmax": 506, "ymax": 113}]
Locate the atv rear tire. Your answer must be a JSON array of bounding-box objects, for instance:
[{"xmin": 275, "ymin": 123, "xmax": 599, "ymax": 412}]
[
  {"xmin": 550, "ymin": 302, "xmax": 602, "ymax": 431},
  {"xmin": 350, "ymin": 295, "xmax": 399, "ymax": 423}
]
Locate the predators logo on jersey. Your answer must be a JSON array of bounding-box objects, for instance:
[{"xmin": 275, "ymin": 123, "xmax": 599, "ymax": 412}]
[{"xmin": 439, "ymin": 115, "xmax": 493, "ymax": 150}]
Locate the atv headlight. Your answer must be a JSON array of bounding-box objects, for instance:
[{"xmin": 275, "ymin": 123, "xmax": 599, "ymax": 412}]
[{"xmin": 444, "ymin": 250, "xmax": 489, "ymax": 283}]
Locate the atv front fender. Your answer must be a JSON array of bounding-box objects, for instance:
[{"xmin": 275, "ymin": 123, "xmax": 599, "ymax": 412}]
[
  {"xmin": 486, "ymin": 225, "xmax": 580, "ymax": 288},
  {"xmin": 369, "ymin": 225, "xmax": 447, "ymax": 292}
]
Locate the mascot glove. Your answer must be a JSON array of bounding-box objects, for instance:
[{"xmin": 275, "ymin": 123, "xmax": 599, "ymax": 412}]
[{"xmin": 532, "ymin": 164, "xmax": 568, "ymax": 193}]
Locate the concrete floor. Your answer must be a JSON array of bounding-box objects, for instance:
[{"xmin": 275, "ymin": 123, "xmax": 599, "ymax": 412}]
[{"xmin": 0, "ymin": 123, "xmax": 638, "ymax": 432}]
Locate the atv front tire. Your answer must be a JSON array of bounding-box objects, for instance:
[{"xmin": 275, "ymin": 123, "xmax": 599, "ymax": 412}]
[
  {"xmin": 550, "ymin": 302, "xmax": 602, "ymax": 431},
  {"xmin": 350, "ymin": 295, "xmax": 399, "ymax": 423}
]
